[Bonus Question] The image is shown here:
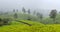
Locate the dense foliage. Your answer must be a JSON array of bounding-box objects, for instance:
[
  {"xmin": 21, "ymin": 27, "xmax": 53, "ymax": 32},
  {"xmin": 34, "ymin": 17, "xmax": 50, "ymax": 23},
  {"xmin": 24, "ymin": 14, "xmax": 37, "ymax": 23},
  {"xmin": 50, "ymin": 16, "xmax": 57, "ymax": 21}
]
[{"xmin": 49, "ymin": 9, "xmax": 57, "ymax": 21}]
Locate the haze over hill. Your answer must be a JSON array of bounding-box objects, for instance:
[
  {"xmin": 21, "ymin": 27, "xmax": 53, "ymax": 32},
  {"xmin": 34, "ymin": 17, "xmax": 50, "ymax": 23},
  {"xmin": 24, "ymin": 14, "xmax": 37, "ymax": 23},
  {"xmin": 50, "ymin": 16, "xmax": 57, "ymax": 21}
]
[{"xmin": 0, "ymin": 0, "xmax": 60, "ymax": 16}]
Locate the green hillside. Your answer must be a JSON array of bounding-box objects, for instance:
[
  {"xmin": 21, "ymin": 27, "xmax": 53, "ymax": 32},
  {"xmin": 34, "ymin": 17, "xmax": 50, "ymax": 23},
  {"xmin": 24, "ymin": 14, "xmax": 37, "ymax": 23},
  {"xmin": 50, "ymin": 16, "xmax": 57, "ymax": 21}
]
[
  {"xmin": 0, "ymin": 20, "xmax": 60, "ymax": 32},
  {"xmin": 0, "ymin": 12, "xmax": 60, "ymax": 32},
  {"xmin": 0, "ymin": 20, "xmax": 44, "ymax": 32}
]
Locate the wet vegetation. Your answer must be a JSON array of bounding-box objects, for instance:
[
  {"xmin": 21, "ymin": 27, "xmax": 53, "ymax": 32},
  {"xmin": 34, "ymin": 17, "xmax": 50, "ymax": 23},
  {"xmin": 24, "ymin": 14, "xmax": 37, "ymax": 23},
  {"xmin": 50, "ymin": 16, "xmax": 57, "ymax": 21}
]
[{"xmin": 0, "ymin": 8, "xmax": 60, "ymax": 32}]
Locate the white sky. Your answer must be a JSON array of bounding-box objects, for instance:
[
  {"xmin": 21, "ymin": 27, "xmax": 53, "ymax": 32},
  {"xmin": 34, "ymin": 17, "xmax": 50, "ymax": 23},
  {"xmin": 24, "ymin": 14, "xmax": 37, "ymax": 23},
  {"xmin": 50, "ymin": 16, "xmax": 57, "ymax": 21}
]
[
  {"xmin": 0, "ymin": 0, "xmax": 60, "ymax": 16},
  {"xmin": 0, "ymin": 0, "xmax": 60, "ymax": 13}
]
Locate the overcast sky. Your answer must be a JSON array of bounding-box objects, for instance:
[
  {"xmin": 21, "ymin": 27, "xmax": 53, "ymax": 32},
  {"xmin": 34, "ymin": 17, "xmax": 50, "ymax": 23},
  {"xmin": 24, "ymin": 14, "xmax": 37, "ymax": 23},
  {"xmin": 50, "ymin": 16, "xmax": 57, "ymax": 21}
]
[
  {"xmin": 0, "ymin": 0, "xmax": 60, "ymax": 16},
  {"xmin": 0, "ymin": 0, "xmax": 60, "ymax": 11}
]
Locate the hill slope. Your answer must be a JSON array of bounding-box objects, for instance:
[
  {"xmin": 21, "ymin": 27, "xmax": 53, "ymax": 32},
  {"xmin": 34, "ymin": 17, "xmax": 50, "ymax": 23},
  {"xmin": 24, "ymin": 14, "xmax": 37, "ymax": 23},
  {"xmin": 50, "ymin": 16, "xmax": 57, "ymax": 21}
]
[{"xmin": 0, "ymin": 20, "xmax": 60, "ymax": 32}]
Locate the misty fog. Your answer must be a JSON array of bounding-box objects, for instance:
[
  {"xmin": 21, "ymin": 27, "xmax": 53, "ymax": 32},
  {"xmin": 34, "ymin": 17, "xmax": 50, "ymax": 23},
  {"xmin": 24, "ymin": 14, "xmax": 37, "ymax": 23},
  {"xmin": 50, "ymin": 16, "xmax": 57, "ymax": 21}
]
[{"xmin": 0, "ymin": 0, "xmax": 60, "ymax": 16}]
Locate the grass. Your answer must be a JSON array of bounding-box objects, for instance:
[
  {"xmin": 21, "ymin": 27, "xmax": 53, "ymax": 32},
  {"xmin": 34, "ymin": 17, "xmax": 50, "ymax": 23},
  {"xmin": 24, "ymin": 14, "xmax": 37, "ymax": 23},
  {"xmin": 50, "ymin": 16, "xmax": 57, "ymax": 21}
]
[
  {"xmin": 0, "ymin": 20, "xmax": 60, "ymax": 32},
  {"xmin": 0, "ymin": 20, "xmax": 45, "ymax": 32}
]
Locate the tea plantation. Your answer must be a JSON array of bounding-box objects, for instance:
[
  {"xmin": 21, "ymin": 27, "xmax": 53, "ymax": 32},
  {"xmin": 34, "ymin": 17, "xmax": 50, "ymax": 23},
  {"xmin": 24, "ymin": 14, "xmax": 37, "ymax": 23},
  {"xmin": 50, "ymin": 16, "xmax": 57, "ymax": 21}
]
[{"xmin": 0, "ymin": 20, "xmax": 60, "ymax": 32}]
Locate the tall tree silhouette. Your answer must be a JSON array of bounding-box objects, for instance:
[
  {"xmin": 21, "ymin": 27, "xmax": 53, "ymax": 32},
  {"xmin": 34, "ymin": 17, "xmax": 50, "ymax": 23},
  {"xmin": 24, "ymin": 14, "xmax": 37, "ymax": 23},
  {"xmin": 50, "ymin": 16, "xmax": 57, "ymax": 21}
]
[
  {"xmin": 13, "ymin": 9, "xmax": 15, "ymax": 12},
  {"xmin": 16, "ymin": 9, "xmax": 18, "ymax": 12},
  {"xmin": 27, "ymin": 9, "xmax": 31, "ymax": 20},
  {"xmin": 49, "ymin": 9, "xmax": 57, "ymax": 22},
  {"xmin": 27, "ymin": 9, "xmax": 30, "ymax": 14},
  {"xmin": 22, "ymin": 7, "xmax": 26, "ymax": 13}
]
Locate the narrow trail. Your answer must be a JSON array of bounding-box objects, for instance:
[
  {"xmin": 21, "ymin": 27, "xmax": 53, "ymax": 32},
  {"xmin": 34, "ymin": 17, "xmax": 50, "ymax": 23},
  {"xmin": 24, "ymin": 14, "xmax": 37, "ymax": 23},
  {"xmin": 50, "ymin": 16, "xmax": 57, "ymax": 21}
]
[{"xmin": 15, "ymin": 20, "xmax": 32, "ymax": 26}]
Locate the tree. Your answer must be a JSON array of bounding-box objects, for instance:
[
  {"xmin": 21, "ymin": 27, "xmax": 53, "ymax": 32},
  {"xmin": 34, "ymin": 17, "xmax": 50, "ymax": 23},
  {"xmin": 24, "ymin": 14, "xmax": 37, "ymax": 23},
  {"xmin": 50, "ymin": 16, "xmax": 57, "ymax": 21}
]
[
  {"xmin": 22, "ymin": 7, "xmax": 26, "ymax": 13},
  {"xmin": 0, "ymin": 18, "xmax": 3, "ymax": 26},
  {"xmin": 27, "ymin": 9, "xmax": 30, "ymax": 14},
  {"xmin": 40, "ymin": 14, "xmax": 43, "ymax": 20},
  {"xmin": 49, "ymin": 9, "xmax": 57, "ymax": 21},
  {"xmin": 3, "ymin": 18, "xmax": 10, "ymax": 25},
  {"xmin": 33, "ymin": 10, "xmax": 36, "ymax": 15},
  {"xmin": 27, "ymin": 9, "xmax": 31, "ymax": 20},
  {"xmin": 14, "ymin": 13, "xmax": 18, "ymax": 19},
  {"xmin": 16, "ymin": 9, "xmax": 18, "ymax": 12},
  {"xmin": 37, "ymin": 12, "xmax": 43, "ymax": 21},
  {"xmin": 36, "ymin": 12, "xmax": 40, "ymax": 16},
  {"xmin": 13, "ymin": 9, "xmax": 15, "ymax": 12}
]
